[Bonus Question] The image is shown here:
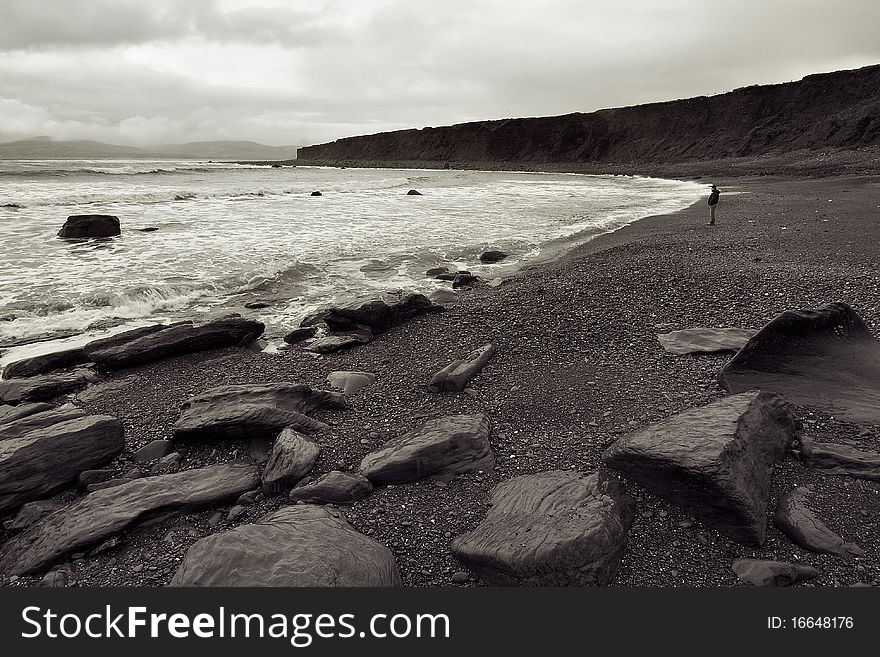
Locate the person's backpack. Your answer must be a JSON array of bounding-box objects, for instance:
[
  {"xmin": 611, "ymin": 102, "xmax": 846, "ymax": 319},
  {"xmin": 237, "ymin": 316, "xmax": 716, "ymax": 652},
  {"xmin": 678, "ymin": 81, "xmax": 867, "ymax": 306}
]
[{"xmin": 708, "ymin": 189, "xmax": 719, "ymax": 206}]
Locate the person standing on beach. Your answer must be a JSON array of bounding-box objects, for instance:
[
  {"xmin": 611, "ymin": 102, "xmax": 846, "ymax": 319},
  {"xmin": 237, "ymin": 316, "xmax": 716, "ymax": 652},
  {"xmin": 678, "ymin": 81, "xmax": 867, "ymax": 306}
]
[{"xmin": 707, "ymin": 184, "xmax": 720, "ymax": 225}]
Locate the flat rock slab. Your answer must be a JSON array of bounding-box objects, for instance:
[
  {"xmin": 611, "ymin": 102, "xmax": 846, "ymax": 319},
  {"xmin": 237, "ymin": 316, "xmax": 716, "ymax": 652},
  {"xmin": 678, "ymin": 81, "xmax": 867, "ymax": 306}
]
[
  {"xmin": 657, "ymin": 327, "xmax": 755, "ymax": 355},
  {"xmin": 0, "ymin": 413, "xmax": 124, "ymax": 516},
  {"xmin": 261, "ymin": 428, "xmax": 320, "ymax": 496},
  {"xmin": 131, "ymin": 439, "xmax": 174, "ymax": 463},
  {"xmin": 174, "ymin": 383, "xmax": 346, "ymax": 442},
  {"xmin": 0, "ymin": 369, "xmax": 98, "ymax": 404},
  {"xmin": 773, "ymin": 486, "xmax": 865, "ymax": 558},
  {"xmin": 304, "ymin": 329, "xmax": 372, "ymax": 354},
  {"xmin": 5, "ymin": 499, "xmax": 64, "ymax": 531},
  {"xmin": 326, "ymin": 371, "xmax": 376, "ymax": 396},
  {"xmin": 602, "ymin": 391, "xmax": 796, "ymax": 545},
  {"xmin": 169, "ymin": 505, "xmax": 401, "ymax": 586},
  {"xmin": 0, "ymin": 462, "xmax": 260, "ymax": 576},
  {"xmin": 289, "ymin": 471, "xmax": 373, "ymax": 505},
  {"xmin": 731, "ymin": 559, "xmax": 819, "ymax": 586},
  {"xmin": 451, "ymin": 470, "xmax": 634, "ymax": 586},
  {"xmin": 87, "ymin": 316, "xmax": 264, "ymax": 370},
  {"xmin": 2, "ymin": 348, "xmax": 89, "ymax": 378},
  {"xmin": 315, "ymin": 292, "xmax": 444, "ymax": 334},
  {"xmin": 428, "ymin": 343, "xmax": 495, "ymax": 392},
  {"xmin": 82, "ymin": 324, "xmax": 177, "ymax": 359},
  {"xmin": 0, "ymin": 405, "xmax": 86, "ymax": 442},
  {"xmin": 283, "ymin": 326, "xmax": 318, "ymax": 344},
  {"xmin": 719, "ymin": 302, "xmax": 880, "ymax": 424},
  {"xmin": 798, "ymin": 436, "xmax": 880, "ymax": 481},
  {"xmin": 359, "ymin": 414, "xmax": 494, "ymax": 485},
  {"xmin": 0, "ymin": 402, "xmax": 53, "ymax": 424}
]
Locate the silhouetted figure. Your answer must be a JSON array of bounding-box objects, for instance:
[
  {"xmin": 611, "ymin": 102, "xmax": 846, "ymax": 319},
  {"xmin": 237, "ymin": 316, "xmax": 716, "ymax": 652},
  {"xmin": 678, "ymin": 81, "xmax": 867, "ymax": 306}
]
[{"xmin": 707, "ymin": 184, "xmax": 720, "ymax": 225}]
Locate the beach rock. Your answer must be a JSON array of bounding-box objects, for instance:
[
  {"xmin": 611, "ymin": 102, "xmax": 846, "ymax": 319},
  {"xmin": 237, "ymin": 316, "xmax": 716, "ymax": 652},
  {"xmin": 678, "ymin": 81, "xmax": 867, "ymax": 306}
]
[
  {"xmin": 311, "ymin": 191, "xmax": 322, "ymax": 196},
  {"xmin": 326, "ymin": 371, "xmax": 376, "ymax": 396},
  {"xmin": 5, "ymin": 500, "xmax": 64, "ymax": 531},
  {"xmin": 731, "ymin": 558, "xmax": 820, "ymax": 586},
  {"xmin": 406, "ymin": 189, "xmax": 422, "ymax": 195},
  {"xmin": 0, "ymin": 405, "xmax": 87, "ymax": 442},
  {"xmin": 0, "ymin": 462, "xmax": 260, "ymax": 576},
  {"xmin": 261, "ymin": 428, "xmax": 320, "ymax": 496},
  {"xmin": 602, "ymin": 391, "xmax": 797, "ymax": 545},
  {"xmin": 0, "ymin": 368, "xmax": 98, "ymax": 404},
  {"xmin": 797, "ymin": 436, "xmax": 880, "ymax": 481},
  {"xmin": 169, "ymin": 505, "xmax": 401, "ymax": 587},
  {"xmin": 773, "ymin": 486, "xmax": 865, "ymax": 558},
  {"xmin": 452, "ymin": 273, "xmax": 479, "ymax": 288},
  {"xmin": 428, "ymin": 289, "xmax": 459, "ymax": 305},
  {"xmin": 283, "ymin": 326, "xmax": 318, "ymax": 344},
  {"xmin": 131, "ymin": 439, "xmax": 174, "ymax": 463},
  {"xmin": 304, "ymin": 329, "xmax": 373, "ymax": 354},
  {"xmin": 428, "ymin": 343, "xmax": 495, "ymax": 392},
  {"xmin": 57, "ymin": 214, "xmax": 120, "ymax": 239},
  {"xmin": 174, "ymin": 382, "xmax": 345, "ymax": 442},
  {"xmin": 86, "ymin": 316, "xmax": 263, "ymax": 370},
  {"xmin": 77, "ymin": 468, "xmax": 115, "ymax": 490},
  {"xmin": 317, "ymin": 292, "xmax": 444, "ymax": 335},
  {"xmin": 288, "ymin": 471, "xmax": 373, "ymax": 505},
  {"xmin": 451, "ymin": 470, "xmax": 634, "ymax": 586},
  {"xmin": 2, "ymin": 348, "xmax": 89, "ymax": 378},
  {"xmin": 244, "ymin": 301, "xmax": 270, "ymax": 309},
  {"xmin": 435, "ymin": 270, "xmax": 468, "ymax": 282},
  {"xmin": 426, "ymin": 266, "xmax": 449, "ymax": 277},
  {"xmin": 38, "ymin": 571, "xmax": 68, "ymax": 587},
  {"xmin": 359, "ymin": 414, "xmax": 494, "ymax": 485},
  {"xmin": 479, "ymin": 250, "xmax": 508, "ymax": 263},
  {"xmin": 719, "ymin": 302, "xmax": 880, "ymax": 424},
  {"xmin": 81, "ymin": 324, "xmax": 177, "ymax": 359},
  {"xmin": 138, "ymin": 227, "xmax": 158, "ymax": 232},
  {"xmin": 657, "ymin": 327, "xmax": 756, "ymax": 356},
  {"xmin": 0, "ymin": 402, "xmax": 53, "ymax": 424},
  {"xmin": 0, "ymin": 414, "xmax": 124, "ymax": 516}
]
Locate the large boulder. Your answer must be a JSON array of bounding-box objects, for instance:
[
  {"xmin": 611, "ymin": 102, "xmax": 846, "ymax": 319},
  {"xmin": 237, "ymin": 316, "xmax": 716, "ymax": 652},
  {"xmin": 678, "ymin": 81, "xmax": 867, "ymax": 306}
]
[
  {"xmin": 657, "ymin": 327, "xmax": 755, "ymax": 355},
  {"xmin": 451, "ymin": 470, "xmax": 634, "ymax": 586},
  {"xmin": 0, "ymin": 405, "xmax": 87, "ymax": 441},
  {"xmin": 0, "ymin": 402, "xmax": 53, "ymax": 424},
  {"xmin": 82, "ymin": 324, "xmax": 178, "ymax": 359},
  {"xmin": 0, "ymin": 368, "xmax": 98, "ymax": 404},
  {"xmin": 773, "ymin": 486, "xmax": 864, "ymax": 558},
  {"xmin": 86, "ymin": 316, "xmax": 263, "ymax": 370},
  {"xmin": 57, "ymin": 214, "xmax": 120, "ymax": 239},
  {"xmin": 289, "ymin": 471, "xmax": 373, "ymax": 505},
  {"xmin": 359, "ymin": 414, "xmax": 494, "ymax": 485},
  {"xmin": 602, "ymin": 391, "xmax": 797, "ymax": 545},
  {"xmin": 2, "ymin": 348, "xmax": 89, "ymax": 379},
  {"xmin": 261, "ymin": 428, "xmax": 320, "ymax": 496},
  {"xmin": 0, "ymin": 462, "xmax": 260, "ymax": 575},
  {"xmin": 0, "ymin": 413, "xmax": 124, "ymax": 516},
  {"xmin": 169, "ymin": 505, "xmax": 401, "ymax": 586},
  {"xmin": 428, "ymin": 344, "xmax": 495, "ymax": 392},
  {"xmin": 479, "ymin": 250, "xmax": 508, "ymax": 263},
  {"xmin": 731, "ymin": 559, "xmax": 819, "ymax": 586},
  {"xmin": 719, "ymin": 303, "xmax": 880, "ymax": 424},
  {"xmin": 174, "ymin": 383, "xmax": 346, "ymax": 442},
  {"xmin": 313, "ymin": 292, "xmax": 444, "ymax": 335},
  {"xmin": 797, "ymin": 436, "xmax": 880, "ymax": 481}
]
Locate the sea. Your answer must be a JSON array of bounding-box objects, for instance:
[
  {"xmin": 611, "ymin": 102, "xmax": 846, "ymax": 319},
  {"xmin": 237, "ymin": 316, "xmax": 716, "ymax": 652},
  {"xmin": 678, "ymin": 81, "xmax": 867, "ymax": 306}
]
[{"xmin": 0, "ymin": 159, "xmax": 705, "ymax": 363}]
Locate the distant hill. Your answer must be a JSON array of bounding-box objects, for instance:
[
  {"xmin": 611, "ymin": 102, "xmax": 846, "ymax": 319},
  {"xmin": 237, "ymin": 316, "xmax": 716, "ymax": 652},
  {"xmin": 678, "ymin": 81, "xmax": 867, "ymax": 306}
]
[
  {"xmin": 298, "ymin": 64, "xmax": 880, "ymax": 168},
  {"xmin": 0, "ymin": 137, "xmax": 297, "ymax": 160}
]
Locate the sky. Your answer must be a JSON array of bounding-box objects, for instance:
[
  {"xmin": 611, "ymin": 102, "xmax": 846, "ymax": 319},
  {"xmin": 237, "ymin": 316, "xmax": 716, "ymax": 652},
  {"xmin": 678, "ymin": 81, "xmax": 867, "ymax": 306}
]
[{"xmin": 0, "ymin": 0, "xmax": 878, "ymax": 147}]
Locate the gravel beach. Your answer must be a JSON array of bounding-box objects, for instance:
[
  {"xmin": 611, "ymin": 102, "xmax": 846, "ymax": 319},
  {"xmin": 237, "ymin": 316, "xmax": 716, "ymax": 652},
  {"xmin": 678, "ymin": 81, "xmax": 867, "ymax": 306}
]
[{"xmin": 2, "ymin": 171, "xmax": 879, "ymax": 588}]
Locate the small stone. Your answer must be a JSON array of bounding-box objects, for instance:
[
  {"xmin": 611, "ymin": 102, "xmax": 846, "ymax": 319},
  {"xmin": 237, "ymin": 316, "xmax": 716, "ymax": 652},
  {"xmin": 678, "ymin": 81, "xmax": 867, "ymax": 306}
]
[
  {"xmin": 227, "ymin": 505, "xmax": 246, "ymax": 522},
  {"xmin": 206, "ymin": 512, "xmax": 224, "ymax": 528},
  {"xmin": 678, "ymin": 519, "xmax": 695, "ymax": 528},
  {"xmin": 451, "ymin": 572, "xmax": 469, "ymax": 584},
  {"xmin": 236, "ymin": 490, "xmax": 260, "ymax": 506},
  {"xmin": 39, "ymin": 571, "xmax": 68, "ymax": 587}
]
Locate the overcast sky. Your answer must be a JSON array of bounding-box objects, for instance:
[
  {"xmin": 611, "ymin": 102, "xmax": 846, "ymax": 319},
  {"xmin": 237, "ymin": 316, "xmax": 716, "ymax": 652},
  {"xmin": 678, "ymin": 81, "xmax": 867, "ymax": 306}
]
[{"xmin": 1, "ymin": 0, "xmax": 878, "ymax": 147}]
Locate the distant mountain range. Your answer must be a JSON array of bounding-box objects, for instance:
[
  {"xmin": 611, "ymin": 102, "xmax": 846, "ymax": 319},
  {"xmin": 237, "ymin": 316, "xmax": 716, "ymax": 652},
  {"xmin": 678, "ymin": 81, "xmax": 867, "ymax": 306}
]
[{"xmin": 0, "ymin": 137, "xmax": 297, "ymax": 160}]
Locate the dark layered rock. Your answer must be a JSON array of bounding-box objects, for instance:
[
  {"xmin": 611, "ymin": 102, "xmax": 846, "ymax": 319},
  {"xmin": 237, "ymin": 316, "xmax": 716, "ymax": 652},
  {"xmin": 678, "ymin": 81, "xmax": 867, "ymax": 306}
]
[
  {"xmin": 2, "ymin": 348, "xmax": 89, "ymax": 378},
  {"xmin": 657, "ymin": 327, "xmax": 755, "ymax": 355},
  {"xmin": 0, "ymin": 462, "xmax": 260, "ymax": 576},
  {"xmin": 310, "ymin": 191, "xmax": 322, "ymax": 196},
  {"xmin": 169, "ymin": 505, "xmax": 401, "ymax": 586},
  {"xmin": 451, "ymin": 470, "xmax": 634, "ymax": 586},
  {"xmin": 429, "ymin": 288, "xmax": 459, "ymax": 305},
  {"xmin": 435, "ymin": 271, "xmax": 467, "ymax": 282},
  {"xmin": 428, "ymin": 343, "xmax": 495, "ymax": 392},
  {"xmin": 0, "ymin": 405, "xmax": 87, "ymax": 442},
  {"xmin": 260, "ymin": 428, "xmax": 320, "ymax": 496},
  {"xmin": 773, "ymin": 486, "xmax": 865, "ymax": 558},
  {"xmin": 719, "ymin": 303, "xmax": 880, "ymax": 424},
  {"xmin": 798, "ymin": 436, "xmax": 880, "ymax": 481},
  {"xmin": 0, "ymin": 368, "xmax": 98, "ymax": 404},
  {"xmin": 0, "ymin": 414, "xmax": 124, "ymax": 515},
  {"xmin": 4, "ymin": 500, "xmax": 64, "ymax": 531},
  {"xmin": 289, "ymin": 471, "xmax": 373, "ymax": 505},
  {"xmin": 81, "ymin": 324, "xmax": 177, "ymax": 359},
  {"xmin": 479, "ymin": 250, "xmax": 508, "ymax": 263},
  {"xmin": 304, "ymin": 328, "xmax": 373, "ymax": 354},
  {"xmin": 426, "ymin": 266, "xmax": 449, "ymax": 277},
  {"xmin": 87, "ymin": 316, "xmax": 263, "ymax": 370},
  {"xmin": 326, "ymin": 371, "xmax": 376, "ymax": 396},
  {"xmin": 452, "ymin": 273, "xmax": 479, "ymax": 288},
  {"xmin": 731, "ymin": 558, "xmax": 820, "ymax": 586},
  {"xmin": 602, "ymin": 391, "xmax": 797, "ymax": 545},
  {"xmin": 0, "ymin": 402, "xmax": 53, "ymax": 424},
  {"xmin": 359, "ymin": 414, "xmax": 494, "ymax": 485},
  {"xmin": 283, "ymin": 326, "xmax": 318, "ymax": 344},
  {"xmin": 131, "ymin": 439, "xmax": 174, "ymax": 463},
  {"xmin": 406, "ymin": 189, "xmax": 422, "ymax": 195},
  {"xmin": 57, "ymin": 214, "xmax": 120, "ymax": 239},
  {"xmin": 174, "ymin": 383, "xmax": 346, "ymax": 442},
  {"xmin": 316, "ymin": 292, "xmax": 444, "ymax": 335}
]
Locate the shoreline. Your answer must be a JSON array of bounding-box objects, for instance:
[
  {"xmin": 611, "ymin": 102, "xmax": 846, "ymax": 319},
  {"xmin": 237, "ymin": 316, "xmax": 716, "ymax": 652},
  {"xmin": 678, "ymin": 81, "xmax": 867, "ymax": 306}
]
[{"xmin": 2, "ymin": 170, "xmax": 879, "ymax": 587}]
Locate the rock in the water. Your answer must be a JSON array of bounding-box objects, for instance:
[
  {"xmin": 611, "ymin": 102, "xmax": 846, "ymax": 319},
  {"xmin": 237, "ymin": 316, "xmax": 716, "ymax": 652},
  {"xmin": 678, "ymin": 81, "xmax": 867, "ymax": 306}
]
[
  {"xmin": 283, "ymin": 326, "xmax": 318, "ymax": 344},
  {"xmin": 0, "ymin": 462, "xmax": 260, "ymax": 576},
  {"xmin": 244, "ymin": 301, "xmax": 270, "ymax": 309},
  {"xmin": 138, "ymin": 227, "xmax": 158, "ymax": 232},
  {"xmin": 5, "ymin": 500, "xmax": 64, "ymax": 531},
  {"xmin": 0, "ymin": 402, "xmax": 54, "ymax": 424},
  {"xmin": 0, "ymin": 369, "xmax": 98, "ymax": 404},
  {"xmin": 311, "ymin": 190, "xmax": 322, "ymax": 196},
  {"xmin": 261, "ymin": 428, "xmax": 320, "ymax": 496},
  {"xmin": 174, "ymin": 382, "xmax": 345, "ymax": 442},
  {"xmin": 731, "ymin": 558, "xmax": 819, "ymax": 586},
  {"xmin": 316, "ymin": 292, "xmax": 444, "ymax": 335},
  {"xmin": 657, "ymin": 327, "xmax": 755, "ymax": 355},
  {"xmin": 426, "ymin": 266, "xmax": 449, "ymax": 277},
  {"xmin": 798, "ymin": 436, "xmax": 880, "ymax": 481},
  {"xmin": 304, "ymin": 328, "xmax": 373, "ymax": 354},
  {"xmin": 719, "ymin": 302, "xmax": 880, "ymax": 424},
  {"xmin": 773, "ymin": 486, "xmax": 865, "ymax": 558},
  {"xmin": 359, "ymin": 414, "xmax": 494, "ymax": 485},
  {"xmin": 2, "ymin": 348, "xmax": 89, "ymax": 379},
  {"xmin": 289, "ymin": 471, "xmax": 373, "ymax": 505},
  {"xmin": 602, "ymin": 391, "xmax": 797, "ymax": 545},
  {"xmin": 327, "ymin": 371, "xmax": 376, "ymax": 396},
  {"xmin": 406, "ymin": 189, "xmax": 422, "ymax": 195},
  {"xmin": 169, "ymin": 505, "xmax": 400, "ymax": 586},
  {"xmin": 0, "ymin": 414, "xmax": 124, "ymax": 516},
  {"xmin": 131, "ymin": 439, "xmax": 174, "ymax": 463},
  {"xmin": 451, "ymin": 470, "xmax": 634, "ymax": 586},
  {"xmin": 452, "ymin": 273, "xmax": 479, "ymax": 288},
  {"xmin": 57, "ymin": 214, "xmax": 120, "ymax": 239},
  {"xmin": 479, "ymin": 250, "xmax": 508, "ymax": 263},
  {"xmin": 87, "ymin": 316, "xmax": 263, "ymax": 370},
  {"xmin": 435, "ymin": 270, "xmax": 468, "ymax": 282},
  {"xmin": 428, "ymin": 344, "xmax": 495, "ymax": 392}
]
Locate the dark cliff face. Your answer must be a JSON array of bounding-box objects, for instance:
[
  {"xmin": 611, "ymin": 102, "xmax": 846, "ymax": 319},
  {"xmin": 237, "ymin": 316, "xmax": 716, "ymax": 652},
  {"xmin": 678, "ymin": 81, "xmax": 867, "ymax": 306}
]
[{"xmin": 298, "ymin": 65, "xmax": 880, "ymax": 165}]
